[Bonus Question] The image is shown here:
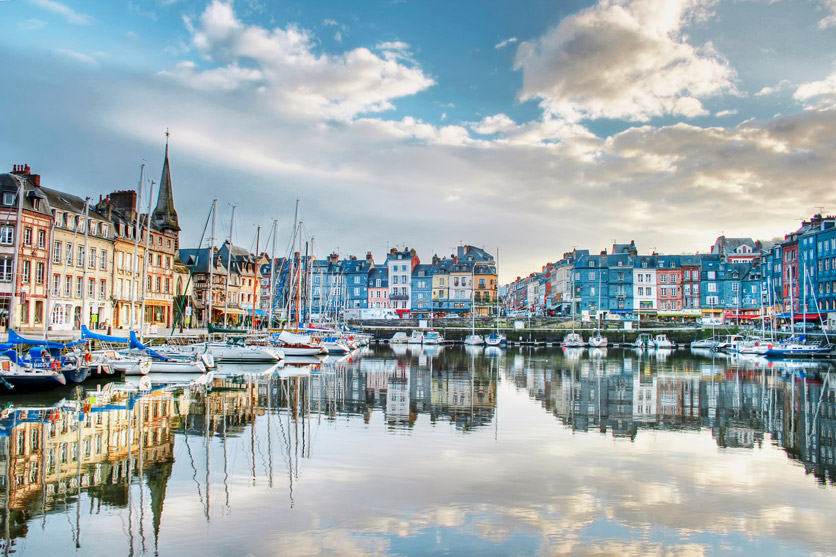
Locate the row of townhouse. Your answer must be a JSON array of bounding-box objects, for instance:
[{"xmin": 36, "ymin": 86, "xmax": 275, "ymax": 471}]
[
  {"xmin": 508, "ymin": 214, "xmax": 836, "ymax": 327},
  {"xmin": 1, "ymin": 148, "xmax": 182, "ymax": 332},
  {"xmin": 240, "ymin": 245, "xmax": 499, "ymax": 325}
]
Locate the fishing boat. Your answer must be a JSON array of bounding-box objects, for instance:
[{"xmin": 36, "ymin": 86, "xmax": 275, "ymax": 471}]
[
  {"xmin": 653, "ymin": 334, "xmax": 675, "ymax": 349},
  {"xmin": 634, "ymin": 333, "xmax": 652, "ymax": 348},
  {"xmin": 423, "ymin": 330, "xmax": 444, "ymax": 345},
  {"xmin": 561, "ymin": 332, "xmax": 585, "ymax": 348},
  {"xmin": 407, "ymin": 330, "xmax": 424, "ymax": 344},
  {"xmin": 588, "ymin": 330, "xmax": 609, "ymax": 348}
]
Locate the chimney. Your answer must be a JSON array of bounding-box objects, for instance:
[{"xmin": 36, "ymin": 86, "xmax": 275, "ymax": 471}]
[
  {"xmin": 366, "ymin": 251, "xmax": 373, "ymax": 262},
  {"xmin": 30, "ymin": 174, "xmax": 40, "ymax": 187}
]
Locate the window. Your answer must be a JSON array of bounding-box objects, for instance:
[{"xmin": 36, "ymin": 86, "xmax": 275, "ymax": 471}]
[
  {"xmin": 89, "ymin": 248, "xmax": 96, "ymax": 269},
  {"xmin": 64, "ymin": 276, "xmax": 72, "ymax": 297},
  {"xmin": 0, "ymin": 226, "xmax": 12, "ymax": 246},
  {"xmin": 100, "ymin": 250, "xmax": 107, "ymax": 271},
  {"xmin": 117, "ymin": 251, "xmax": 123, "ymax": 270},
  {"xmin": 147, "ymin": 276, "xmax": 152, "ymax": 292},
  {"xmin": 88, "ymin": 278, "xmax": 95, "ymax": 298},
  {"xmin": 99, "ymin": 280, "xmax": 106, "ymax": 299},
  {"xmin": 660, "ymin": 274, "xmax": 666, "ymax": 283},
  {"xmin": 2, "ymin": 192, "xmax": 15, "ymax": 206},
  {"xmin": 707, "ymin": 283, "xmax": 717, "ymax": 293},
  {"xmin": 75, "ymin": 277, "xmax": 83, "ymax": 298},
  {"xmin": 0, "ymin": 257, "xmax": 13, "ymax": 281},
  {"xmin": 53, "ymin": 241, "xmax": 62, "ymax": 264},
  {"xmin": 52, "ymin": 274, "xmax": 60, "ymax": 296},
  {"xmin": 117, "ymin": 279, "xmax": 123, "ymax": 299},
  {"xmin": 23, "ymin": 227, "xmax": 31, "ymax": 246},
  {"xmin": 707, "ymin": 271, "xmax": 716, "ymax": 279},
  {"xmin": 77, "ymin": 245, "xmax": 84, "ymax": 267},
  {"xmin": 646, "ymin": 287, "xmax": 652, "ymax": 296},
  {"xmin": 35, "ymin": 262, "xmax": 44, "ymax": 285},
  {"xmin": 588, "ymin": 271, "xmax": 595, "ymax": 280},
  {"xmin": 21, "ymin": 260, "xmax": 30, "ymax": 284},
  {"xmin": 164, "ymin": 278, "xmax": 169, "ymax": 293},
  {"xmin": 37, "ymin": 229, "xmax": 45, "ymax": 249},
  {"xmin": 732, "ymin": 282, "xmax": 739, "ymax": 292},
  {"xmin": 157, "ymin": 236, "xmax": 162, "ymax": 246},
  {"xmin": 66, "ymin": 242, "xmax": 73, "ymax": 266},
  {"xmin": 34, "ymin": 300, "xmax": 42, "ymax": 324},
  {"xmin": 156, "ymin": 254, "xmax": 162, "ymax": 267},
  {"xmin": 165, "ymin": 256, "xmax": 170, "ymax": 269}
]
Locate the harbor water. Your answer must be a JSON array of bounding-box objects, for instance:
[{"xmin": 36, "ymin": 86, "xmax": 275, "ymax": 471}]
[{"xmin": 0, "ymin": 345, "xmax": 834, "ymax": 555}]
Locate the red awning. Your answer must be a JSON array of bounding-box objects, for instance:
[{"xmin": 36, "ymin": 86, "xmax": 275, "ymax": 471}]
[
  {"xmin": 724, "ymin": 314, "xmax": 757, "ymax": 320},
  {"xmin": 792, "ymin": 313, "xmax": 822, "ymax": 321}
]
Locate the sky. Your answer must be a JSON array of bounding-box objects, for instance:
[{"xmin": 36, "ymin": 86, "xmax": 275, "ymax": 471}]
[{"xmin": 3, "ymin": 0, "xmax": 836, "ymax": 282}]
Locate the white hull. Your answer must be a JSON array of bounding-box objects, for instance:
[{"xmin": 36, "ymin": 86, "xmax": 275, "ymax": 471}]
[
  {"xmin": 588, "ymin": 336, "xmax": 609, "ymax": 348},
  {"xmin": 148, "ymin": 360, "xmax": 207, "ymax": 373},
  {"xmin": 282, "ymin": 346, "xmax": 325, "ymax": 356},
  {"xmin": 464, "ymin": 335, "xmax": 484, "ymax": 345}
]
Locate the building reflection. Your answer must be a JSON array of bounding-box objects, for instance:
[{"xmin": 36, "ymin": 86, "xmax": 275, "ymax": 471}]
[{"xmin": 512, "ymin": 348, "xmax": 836, "ymax": 484}]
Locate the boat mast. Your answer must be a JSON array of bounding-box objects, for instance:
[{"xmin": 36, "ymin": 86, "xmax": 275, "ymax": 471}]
[
  {"xmin": 251, "ymin": 225, "xmax": 260, "ymax": 334},
  {"xmin": 130, "ymin": 164, "xmax": 145, "ymax": 331},
  {"xmin": 139, "ymin": 180, "xmax": 155, "ymax": 343},
  {"xmin": 223, "ymin": 205, "xmax": 236, "ymax": 328},
  {"xmin": 81, "ymin": 198, "xmax": 90, "ymax": 330},
  {"xmin": 43, "ymin": 217, "xmax": 55, "ymax": 341},
  {"xmin": 269, "ymin": 219, "xmax": 277, "ymax": 330},
  {"xmin": 207, "ymin": 199, "xmax": 217, "ymax": 329}
]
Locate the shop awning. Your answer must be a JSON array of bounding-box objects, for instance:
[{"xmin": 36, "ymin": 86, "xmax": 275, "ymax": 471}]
[
  {"xmin": 218, "ymin": 307, "xmax": 245, "ymax": 315},
  {"xmin": 702, "ymin": 309, "xmax": 723, "ymax": 314},
  {"xmin": 724, "ymin": 314, "xmax": 757, "ymax": 320}
]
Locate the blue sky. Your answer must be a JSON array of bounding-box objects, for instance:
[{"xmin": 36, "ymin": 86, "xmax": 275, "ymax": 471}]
[{"xmin": 3, "ymin": 0, "xmax": 836, "ymax": 281}]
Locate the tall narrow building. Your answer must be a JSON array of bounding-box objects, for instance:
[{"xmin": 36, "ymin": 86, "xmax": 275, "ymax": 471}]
[{"xmin": 145, "ymin": 134, "xmax": 182, "ymax": 328}]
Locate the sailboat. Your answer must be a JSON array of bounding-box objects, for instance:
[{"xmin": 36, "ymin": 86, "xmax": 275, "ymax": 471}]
[
  {"xmin": 485, "ymin": 250, "xmax": 506, "ymax": 347},
  {"xmin": 562, "ymin": 269, "xmax": 584, "ymax": 347},
  {"xmin": 587, "ymin": 267, "xmax": 608, "ymax": 347},
  {"xmin": 464, "ymin": 268, "xmax": 484, "ymax": 345}
]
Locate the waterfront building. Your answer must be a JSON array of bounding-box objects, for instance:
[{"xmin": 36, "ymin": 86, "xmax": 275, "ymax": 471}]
[
  {"xmin": 656, "ymin": 255, "xmax": 688, "ymax": 319},
  {"xmin": 606, "ymin": 242, "xmax": 637, "ymax": 318},
  {"xmin": 700, "ymin": 256, "xmax": 724, "ymax": 322},
  {"xmin": 144, "ymin": 145, "xmax": 181, "ymax": 329},
  {"xmin": 0, "ymin": 166, "xmax": 53, "ymax": 330},
  {"xmin": 386, "ymin": 247, "xmax": 418, "ymax": 318},
  {"xmin": 680, "ymin": 255, "xmax": 702, "ymax": 311},
  {"xmin": 572, "ymin": 251, "xmax": 608, "ymax": 319},
  {"xmin": 343, "ymin": 254, "xmax": 374, "ymax": 310},
  {"xmin": 216, "ymin": 242, "xmax": 263, "ymax": 325},
  {"xmin": 96, "ymin": 191, "xmax": 145, "ymax": 330},
  {"xmin": 178, "ymin": 247, "xmax": 228, "ymax": 326},
  {"xmin": 431, "ymin": 256, "xmax": 452, "ymax": 315},
  {"xmin": 411, "ymin": 263, "xmax": 433, "ymax": 317},
  {"xmin": 44, "ymin": 188, "xmax": 113, "ymax": 331},
  {"xmin": 367, "ymin": 266, "xmax": 389, "ymax": 309},
  {"xmin": 633, "ymin": 255, "xmax": 658, "ymax": 318}
]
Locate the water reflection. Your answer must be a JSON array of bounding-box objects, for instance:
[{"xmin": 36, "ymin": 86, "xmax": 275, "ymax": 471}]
[{"xmin": 0, "ymin": 347, "xmax": 832, "ymax": 554}]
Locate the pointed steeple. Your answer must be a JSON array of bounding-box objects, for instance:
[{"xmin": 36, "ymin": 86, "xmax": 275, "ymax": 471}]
[{"xmin": 152, "ymin": 130, "xmax": 181, "ymax": 232}]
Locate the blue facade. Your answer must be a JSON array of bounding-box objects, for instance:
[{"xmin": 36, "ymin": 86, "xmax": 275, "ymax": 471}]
[
  {"xmin": 606, "ymin": 253, "xmax": 634, "ymax": 314},
  {"xmin": 343, "ymin": 259, "xmax": 372, "ymax": 310},
  {"xmin": 411, "ymin": 264, "xmax": 433, "ymax": 315}
]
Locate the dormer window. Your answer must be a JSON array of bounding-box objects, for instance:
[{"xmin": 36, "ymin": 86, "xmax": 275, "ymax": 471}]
[{"xmin": 2, "ymin": 192, "xmax": 15, "ymax": 206}]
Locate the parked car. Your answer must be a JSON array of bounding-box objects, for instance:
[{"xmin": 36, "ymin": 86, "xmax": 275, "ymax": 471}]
[{"xmin": 793, "ymin": 322, "xmax": 820, "ymax": 331}]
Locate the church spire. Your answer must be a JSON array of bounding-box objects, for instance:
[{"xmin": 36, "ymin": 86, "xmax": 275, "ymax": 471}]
[{"xmin": 152, "ymin": 129, "xmax": 180, "ymax": 232}]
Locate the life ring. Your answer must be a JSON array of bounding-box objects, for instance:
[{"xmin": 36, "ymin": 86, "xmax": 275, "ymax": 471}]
[
  {"xmin": 84, "ymin": 353, "xmax": 92, "ymax": 364},
  {"xmin": 50, "ymin": 360, "xmax": 61, "ymax": 371}
]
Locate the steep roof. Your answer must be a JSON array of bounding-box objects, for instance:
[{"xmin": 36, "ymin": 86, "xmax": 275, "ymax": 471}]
[{"xmin": 151, "ymin": 140, "xmax": 180, "ymax": 233}]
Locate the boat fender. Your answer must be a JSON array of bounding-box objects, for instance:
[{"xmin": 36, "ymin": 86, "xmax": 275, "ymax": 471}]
[{"xmin": 84, "ymin": 352, "xmax": 92, "ymax": 364}]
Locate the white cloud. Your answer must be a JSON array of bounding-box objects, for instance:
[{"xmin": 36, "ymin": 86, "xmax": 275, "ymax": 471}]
[
  {"xmin": 756, "ymin": 79, "xmax": 791, "ymax": 97},
  {"xmin": 471, "ymin": 114, "xmax": 517, "ymax": 135},
  {"xmin": 794, "ymin": 69, "xmax": 836, "ymax": 107},
  {"xmin": 27, "ymin": 0, "xmax": 94, "ymax": 25},
  {"xmin": 495, "ymin": 37, "xmax": 518, "ymax": 49},
  {"xmin": 165, "ymin": 1, "xmax": 434, "ymax": 121},
  {"xmin": 715, "ymin": 109, "xmax": 737, "ymax": 117},
  {"xmin": 56, "ymin": 48, "xmax": 99, "ymax": 66},
  {"xmin": 514, "ymin": 0, "xmax": 738, "ymax": 122}
]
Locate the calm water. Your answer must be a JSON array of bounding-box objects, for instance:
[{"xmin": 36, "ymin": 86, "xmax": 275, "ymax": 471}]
[{"xmin": 0, "ymin": 345, "xmax": 835, "ymax": 556}]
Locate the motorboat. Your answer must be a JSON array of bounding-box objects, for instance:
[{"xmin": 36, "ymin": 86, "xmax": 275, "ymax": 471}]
[
  {"xmin": 633, "ymin": 333, "xmax": 652, "ymax": 348},
  {"xmin": 423, "ymin": 330, "xmax": 444, "ymax": 344},
  {"xmin": 653, "ymin": 334, "xmax": 675, "ymax": 349},
  {"xmin": 389, "ymin": 332, "xmax": 408, "ymax": 344},
  {"xmin": 274, "ymin": 331, "xmax": 326, "ymax": 356},
  {"xmin": 407, "ymin": 330, "xmax": 424, "ymax": 344},
  {"xmin": 690, "ymin": 338, "xmax": 719, "ymax": 350}
]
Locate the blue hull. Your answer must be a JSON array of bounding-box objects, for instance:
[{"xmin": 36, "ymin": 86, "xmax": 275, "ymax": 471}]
[{"xmin": 0, "ymin": 372, "xmax": 67, "ymax": 391}]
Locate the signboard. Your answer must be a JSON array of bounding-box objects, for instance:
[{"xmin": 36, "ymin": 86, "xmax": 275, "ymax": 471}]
[
  {"xmin": 624, "ymin": 321, "xmax": 633, "ymax": 330},
  {"xmin": 514, "ymin": 320, "xmax": 524, "ymax": 330},
  {"xmin": 419, "ymin": 319, "xmax": 428, "ymax": 329},
  {"xmin": 185, "ymin": 306, "xmax": 192, "ymax": 316}
]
